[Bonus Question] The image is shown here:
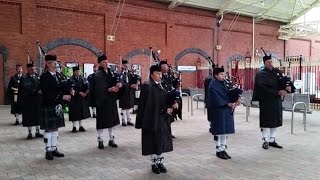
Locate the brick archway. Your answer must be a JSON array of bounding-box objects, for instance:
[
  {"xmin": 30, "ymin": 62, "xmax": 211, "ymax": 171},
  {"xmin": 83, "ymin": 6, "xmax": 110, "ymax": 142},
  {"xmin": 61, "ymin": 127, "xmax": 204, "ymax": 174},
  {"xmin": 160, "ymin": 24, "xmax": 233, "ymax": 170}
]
[
  {"xmin": 123, "ymin": 48, "xmax": 151, "ymax": 60},
  {"xmin": 0, "ymin": 44, "xmax": 9, "ymax": 104},
  {"xmin": 38, "ymin": 38, "xmax": 102, "ymax": 68},
  {"xmin": 174, "ymin": 48, "xmax": 211, "ymax": 66}
]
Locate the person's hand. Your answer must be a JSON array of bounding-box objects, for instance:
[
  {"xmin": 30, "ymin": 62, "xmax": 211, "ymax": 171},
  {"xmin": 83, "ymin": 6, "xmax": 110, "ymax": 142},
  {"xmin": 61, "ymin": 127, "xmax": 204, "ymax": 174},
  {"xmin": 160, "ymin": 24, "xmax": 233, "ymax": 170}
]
[
  {"xmin": 167, "ymin": 108, "xmax": 173, "ymax": 115},
  {"xmin": 79, "ymin": 92, "xmax": 87, "ymax": 98},
  {"xmin": 278, "ymin": 90, "xmax": 287, "ymax": 96},
  {"xmin": 108, "ymin": 86, "xmax": 119, "ymax": 92},
  {"xmin": 235, "ymin": 100, "xmax": 241, "ymax": 106},
  {"xmin": 286, "ymin": 86, "xmax": 291, "ymax": 93},
  {"xmin": 172, "ymin": 102, "xmax": 179, "ymax": 109},
  {"xmin": 62, "ymin": 95, "xmax": 71, "ymax": 101},
  {"xmin": 131, "ymin": 84, "xmax": 137, "ymax": 89},
  {"xmin": 228, "ymin": 103, "xmax": 236, "ymax": 109},
  {"xmin": 116, "ymin": 82, "xmax": 122, "ymax": 88}
]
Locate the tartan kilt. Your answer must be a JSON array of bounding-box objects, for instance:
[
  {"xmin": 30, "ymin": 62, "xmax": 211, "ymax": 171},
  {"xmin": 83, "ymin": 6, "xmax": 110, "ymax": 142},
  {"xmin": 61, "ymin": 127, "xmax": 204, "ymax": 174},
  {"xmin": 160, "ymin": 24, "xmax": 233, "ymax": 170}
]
[{"xmin": 40, "ymin": 106, "xmax": 65, "ymax": 130}]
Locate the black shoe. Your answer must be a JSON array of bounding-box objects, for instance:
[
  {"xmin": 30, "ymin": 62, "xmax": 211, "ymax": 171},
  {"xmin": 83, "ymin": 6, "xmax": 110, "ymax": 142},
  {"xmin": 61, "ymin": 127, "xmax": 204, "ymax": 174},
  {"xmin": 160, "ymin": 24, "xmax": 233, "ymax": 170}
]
[
  {"xmin": 45, "ymin": 151, "xmax": 54, "ymax": 160},
  {"xmin": 216, "ymin": 151, "xmax": 228, "ymax": 160},
  {"xmin": 262, "ymin": 141, "xmax": 269, "ymax": 149},
  {"xmin": 35, "ymin": 133, "xmax": 43, "ymax": 138},
  {"xmin": 108, "ymin": 140, "xmax": 118, "ymax": 148},
  {"xmin": 157, "ymin": 163, "xmax": 167, "ymax": 173},
  {"xmin": 269, "ymin": 141, "xmax": 283, "ymax": 149},
  {"xmin": 172, "ymin": 135, "xmax": 176, "ymax": 138},
  {"xmin": 27, "ymin": 133, "xmax": 32, "ymax": 139},
  {"xmin": 222, "ymin": 150, "xmax": 231, "ymax": 159},
  {"xmin": 52, "ymin": 148, "xmax": 65, "ymax": 157},
  {"xmin": 127, "ymin": 121, "xmax": 134, "ymax": 126},
  {"xmin": 151, "ymin": 164, "xmax": 161, "ymax": 174},
  {"xmin": 122, "ymin": 122, "xmax": 127, "ymax": 126},
  {"xmin": 14, "ymin": 121, "xmax": 19, "ymax": 125},
  {"xmin": 98, "ymin": 141, "xmax": 104, "ymax": 149},
  {"xmin": 72, "ymin": 127, "xmax": 77, "ymax": 133},
  {"xmin": 92, "ymin": 113, "xmax": 96, "ymax": 118},
  {"xmin": 79, "ymin": 126, "xmax": 86, "ymax": 132}
]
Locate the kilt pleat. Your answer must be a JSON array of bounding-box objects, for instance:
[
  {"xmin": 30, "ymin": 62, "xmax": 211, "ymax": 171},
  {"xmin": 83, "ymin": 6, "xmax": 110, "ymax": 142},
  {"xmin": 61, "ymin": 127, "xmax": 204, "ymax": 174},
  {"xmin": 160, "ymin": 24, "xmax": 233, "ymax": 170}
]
[{"xmin": 40, "ymin": 106, "xmax": 65, "ymax": 130}]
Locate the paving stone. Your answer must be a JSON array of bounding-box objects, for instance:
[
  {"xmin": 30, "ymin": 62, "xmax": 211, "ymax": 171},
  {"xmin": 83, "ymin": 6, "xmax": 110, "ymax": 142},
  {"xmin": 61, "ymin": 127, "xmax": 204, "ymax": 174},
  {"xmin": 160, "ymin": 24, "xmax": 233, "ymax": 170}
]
[{"xmin": 0, "ymin": 99, "xmax": 320, "ymax": 179}]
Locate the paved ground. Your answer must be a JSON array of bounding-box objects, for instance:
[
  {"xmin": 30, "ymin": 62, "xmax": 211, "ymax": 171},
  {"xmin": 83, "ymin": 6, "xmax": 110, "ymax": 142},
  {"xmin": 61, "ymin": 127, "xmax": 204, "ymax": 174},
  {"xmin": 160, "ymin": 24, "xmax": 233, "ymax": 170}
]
[{"xmin": 0, "ymin": 98, "xmax": 320, "ymax": 180}]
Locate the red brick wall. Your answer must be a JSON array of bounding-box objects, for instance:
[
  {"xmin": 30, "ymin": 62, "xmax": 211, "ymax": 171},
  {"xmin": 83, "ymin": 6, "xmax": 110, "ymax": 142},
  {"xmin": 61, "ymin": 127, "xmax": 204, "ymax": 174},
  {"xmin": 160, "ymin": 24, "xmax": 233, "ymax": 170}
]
[{"xmin": 0, "ymin": 0, "xmax": 320, "ymax": 104}]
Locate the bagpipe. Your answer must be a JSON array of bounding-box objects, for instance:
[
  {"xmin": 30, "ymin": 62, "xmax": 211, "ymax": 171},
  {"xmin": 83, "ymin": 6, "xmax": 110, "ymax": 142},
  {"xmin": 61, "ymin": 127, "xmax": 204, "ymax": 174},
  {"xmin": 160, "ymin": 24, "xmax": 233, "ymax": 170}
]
[
  {"xmin": 207, "ymin": 56, "xmax": 243, "ymax": 103},
  {"xmin": 261, "ymin": 47, "xmax": 295, "ymax": 93},
  {"xmin": 150, "ymin": 47, "xmax": 181, "ymax": 106},
  {"xmin": 225, "ymin": 73, "xmax": 243, "ymax": 103},
  {"xmin": 37, "ymin": 41, "xmax": 76, "ymax": 97}
]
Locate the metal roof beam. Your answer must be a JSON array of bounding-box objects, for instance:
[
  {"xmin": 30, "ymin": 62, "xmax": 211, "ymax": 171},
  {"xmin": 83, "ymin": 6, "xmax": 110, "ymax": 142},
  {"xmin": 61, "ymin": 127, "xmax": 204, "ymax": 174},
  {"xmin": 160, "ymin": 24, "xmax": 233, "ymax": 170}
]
[
  {"xmin": 290, "ymin": 0, "xmax": 320, "ymax": 23},
  {"xmin": 216, "ymin": 0, "xmax": 233, "ymax": 16},
  {"xmin": 255, "ymin": 0, "xmax": 280, "ymax": 21},
  {"xmin": 168, "ymin": 0, "xmax": 184, "ymax": 10}
]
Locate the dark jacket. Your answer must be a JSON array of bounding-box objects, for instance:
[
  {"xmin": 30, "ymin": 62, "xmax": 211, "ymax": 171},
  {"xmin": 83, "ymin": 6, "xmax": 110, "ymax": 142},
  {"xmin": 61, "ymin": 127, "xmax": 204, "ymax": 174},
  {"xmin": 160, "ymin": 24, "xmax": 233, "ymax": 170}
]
[
  {"xmin": 253, "ymin": 68, "xmax": 283, "ymax": 128},
  {"xmin": 207, "ymin": 79, "xmax": 235, "ymax": 135},
  {"xmin": 93, "ymin": 67, "xmax": 120, "ymax": 129},
  {"xmin": 68, "ymin": 75, "xmax": 91, "ymax": 121},
  {"xmin": 21, "ymin": 73, "xmax": 41, "ymax": 127},
  {"xmin": 118, "ymin": 71, "xmax": 136, "ymax": 109},
  {"xmin": 135, "ymin": 80, "xmax": 173, "ymax": 155},
  {"xmin": 87, "ymin": 73, "xmax": 96, "ymax": 107},
  {"xmin": 39, "ymin": 71, "xmax": 67, "ymax": 130},
  {"xmin": 7, "ymin": 74, "xmax": 24, "ymax": 114}
]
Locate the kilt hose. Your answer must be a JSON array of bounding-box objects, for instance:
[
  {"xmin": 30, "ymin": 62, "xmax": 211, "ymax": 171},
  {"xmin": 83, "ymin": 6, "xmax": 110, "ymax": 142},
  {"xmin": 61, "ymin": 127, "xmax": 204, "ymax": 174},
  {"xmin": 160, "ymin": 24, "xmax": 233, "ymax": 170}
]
[{"xmin": 40, "ymin": 106, "xmax": 65, "ymax": 130}]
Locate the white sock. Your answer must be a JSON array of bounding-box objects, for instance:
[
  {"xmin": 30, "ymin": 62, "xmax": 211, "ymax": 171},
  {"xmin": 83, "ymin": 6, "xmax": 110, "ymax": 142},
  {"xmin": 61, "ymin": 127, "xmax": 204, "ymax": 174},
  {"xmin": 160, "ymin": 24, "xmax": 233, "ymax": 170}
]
[
  {"xmin": 92, "ymin": 107, "xmax": 96, "ymax": 114},
  {"xmin": 36, "ymin": 126, "xmax": 40, "ymax": 133},
  {"xmin": 108, "ymin": 127, "xmax": 115, "ymax": 141},
  {"xmin": 220, "ymin": 135, "xmax": 227, "ymax": 150},
  {"xmin": 216, "ymin": 135, "xmax": 222, "ymax": 152},
  {"xmin": 134, "ymin": 105, "xmax": 138, "ymax": 111},
  {"xmin": 79, "ymin": 120, "xmax": 83, "ymax": 127},
  {"xmin": 270, "ymin": 128, "xmax": 277, "ymax": 142},
  {"xmin": 44, "ymin": 132, "xmax": 52, "ymax": 151},
  {"xmin": 97, "ymin": 129, "xmax": 103, "ymax": 141},
  {"xmin": 126, "ymin": 109, "xmax": 131, "ymax": 122},
  {"xmin": 121, "ymin": 110, "xmax": 127, "ymax": 123},
  {"xmin": 72, "ymin": 121, "xmax": 77, "ymax": 128},
  {"xmin": 150, "ymin": 154, "xmax": 157, "ymax": 165},
  {"xmin": 28, "ymin": 127, "xmax": 32, "ymax": 134},
  {"xmin": 15, "ymin": 113, "xmax": 20, "ymax": 121},
  {"xmin": 51, "ymin": 131, "xmax": 58, "ymax": 151},
  {"xmin": 261, "ymin": 128, "xmax": 270, "ymax": 142}
]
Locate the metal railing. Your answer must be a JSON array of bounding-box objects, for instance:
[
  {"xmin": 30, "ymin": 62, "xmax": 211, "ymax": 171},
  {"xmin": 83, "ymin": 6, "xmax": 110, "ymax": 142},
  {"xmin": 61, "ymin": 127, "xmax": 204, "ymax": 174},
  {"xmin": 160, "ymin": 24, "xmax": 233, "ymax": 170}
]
[
  {"xmin": 240, "ymin": 97, "xmax": 250, "ymax": 122},
  {"xmin": 291, "ymin": 102, "xmax": 307, "ymax": 134},
  {"xmin": 191, "ymin": 94, "xmax": 204, "ymax": 116}
]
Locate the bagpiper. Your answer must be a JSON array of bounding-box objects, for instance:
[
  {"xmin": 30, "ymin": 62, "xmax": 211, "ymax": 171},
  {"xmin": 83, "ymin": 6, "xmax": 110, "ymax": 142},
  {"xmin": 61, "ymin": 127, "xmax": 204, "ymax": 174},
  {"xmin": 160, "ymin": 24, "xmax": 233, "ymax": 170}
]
[
  {"xmin": 92, "ymin": 54, "xmax": 122, "ymax": 149},
  {"xmin": 39, "ymin": 54, "xmax": 72, "ymax": 160},
  {"xmin": 21, "ymin": 62, "xmax": 43, "ymax": 139},
  {"xmin": 7, "ymin": 64, "xmax": 24, "ymax": 125}
]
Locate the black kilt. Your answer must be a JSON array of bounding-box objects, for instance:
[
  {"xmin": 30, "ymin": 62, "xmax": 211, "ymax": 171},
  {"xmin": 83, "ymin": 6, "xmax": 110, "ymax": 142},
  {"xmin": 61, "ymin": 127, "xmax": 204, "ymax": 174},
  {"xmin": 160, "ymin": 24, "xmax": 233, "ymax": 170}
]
[
  {"xmin": 11, "ymin": 102, "xmax": 23, "ymax": 114},
  {"xmin": 40, "ymin": 106, "xmax": 65, "ymax": 130}
]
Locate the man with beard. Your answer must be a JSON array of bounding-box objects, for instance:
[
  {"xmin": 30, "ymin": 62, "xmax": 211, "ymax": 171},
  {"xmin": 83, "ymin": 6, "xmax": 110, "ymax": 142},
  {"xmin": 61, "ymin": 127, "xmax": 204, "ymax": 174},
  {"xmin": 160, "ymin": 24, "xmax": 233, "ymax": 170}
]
[
  {"xmin": 136, "ymin": 64, "xmax": 178, "ymax": 174},
  {"xmin": 7, "ymin": 64, "xmax": 24, "ymax": 125},
  {"xmin": 93, "ymin": 54, "xmax": 122, "ymax": 149},
  {"xmin": 21, "ymin": 62, "xmax": 43, "ymax": 139},
  {"xmin": 68, "ymin": 65, "xmax": 91, "ymax": 132}
]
